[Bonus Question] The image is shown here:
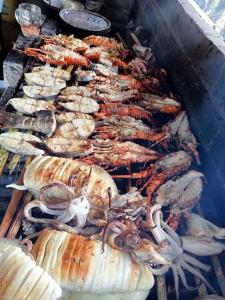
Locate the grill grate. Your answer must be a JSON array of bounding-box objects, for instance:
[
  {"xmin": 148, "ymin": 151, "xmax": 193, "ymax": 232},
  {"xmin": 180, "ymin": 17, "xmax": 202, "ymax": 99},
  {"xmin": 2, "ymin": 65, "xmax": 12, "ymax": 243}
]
[{"xmin": 0, "ymin": 28, "xmax": 225, "ymax": 300}]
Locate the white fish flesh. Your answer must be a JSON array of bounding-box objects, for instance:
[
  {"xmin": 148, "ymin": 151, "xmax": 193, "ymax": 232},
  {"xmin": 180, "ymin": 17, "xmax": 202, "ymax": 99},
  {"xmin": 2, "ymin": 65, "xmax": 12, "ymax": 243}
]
[
  {"xmin": 24, "ymin": 73, "xmax": 66, "ymax": 89},
  {"xmin": 32, "ymin": 66, "xmax": 71, "ymax": 81},
  {"xmin": 23, "ymin": 85, "xmax": 61, "ymax": 99},
  {"xmin": 0, "ymin": 132, "xmax": 44, "ymax": 156},
  {"xmin": 7, "ymin": 98, "xmax": 56, "ymax": 115}
]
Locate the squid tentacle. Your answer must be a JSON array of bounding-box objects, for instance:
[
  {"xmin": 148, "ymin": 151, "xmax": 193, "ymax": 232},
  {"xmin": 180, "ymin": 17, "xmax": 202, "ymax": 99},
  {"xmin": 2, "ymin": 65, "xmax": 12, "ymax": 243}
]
[
  {"xmin": 182, "ymin": 261, "xmax": 216, "ymax": 294},
  {"xmin": 183, "ymin": 253, "xmax": 211, "ymax": 272},
  {"xmin": 177, "ymin": 265, "xmax": 197, "ymax": 291},
  {"xmin": 171, "ymin": 264, "xmax": 180, "ymax": 300}
]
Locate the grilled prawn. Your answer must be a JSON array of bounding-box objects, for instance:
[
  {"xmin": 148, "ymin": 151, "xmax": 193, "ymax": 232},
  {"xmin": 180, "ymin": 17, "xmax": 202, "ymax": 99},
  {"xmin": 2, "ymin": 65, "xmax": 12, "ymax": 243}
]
[
  {"xmin": 83, "ymin": 35, "xmax": 120, "ymax": 50},
  {"xmin": 42, "ymin": 34, "xmax": 89, "ymax": 52},
  {"xmin": 25, "ymin": 44, "xmax": 91, "ymax": 67}
]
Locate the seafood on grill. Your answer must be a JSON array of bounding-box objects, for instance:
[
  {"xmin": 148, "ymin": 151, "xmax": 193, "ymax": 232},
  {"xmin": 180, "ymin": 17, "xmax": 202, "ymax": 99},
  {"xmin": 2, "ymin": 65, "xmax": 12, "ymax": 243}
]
[
  {"xmin": 181, "ymin": 235, "xmax": 225, "ymax": 256},
  {"xmin": 144, "ymin": 205, "xmax": 216, "ymax": 299},
  {"xmin": 60, "ymin": 85, "xmax": 94, "ymax": 97},
  {"xmin": 56, "ymin": 111, "xmax": 94, "ymax": 125},
  {"xmin": 187, "ymin": 213, "xmax": 225, "ymax": 239},
  {"xmin": 45, "ymin": 137, "xmax": 92, "ymax": 157},
  {"xmin": 114, "ymin": 151, "xmax": 192, "ymax": 207},
  {"xmin": 32, "ymin": 229, "xmax": 154, "ymax": 300},
  {"xmin": 83, "ymin": 35, "xmax": 120, "ymax": 50},
  {"xmin": 96, "ymin": 103, "xmax": 152, "ymax": 121},
  {"xmin": 82, "ymin": 139, "xmax": 161, "ymax": 167},
  {"xmin": 140, "ymin": 94, "xmax": 181, "ymax": 114},
  {"xmin": 25, "ymin": 44, "xmax": 91, "ymax": 67},
  {"xmin": 7, "ymin": 155, "xmax": 118, "ymax": 209},
  {"xmin": 0, "ymin": 238, "xmax": 62, "ymax": 300},
  {"xmin": 94, "ymin": 89, "xmax": 138, "ymax": 103},
  {"xmin": 54, "ymin": 119, "xmax": 95, "ymax": 139},
  {"xmin": 0, "ymin": 132, "xmax": 44, "ymax": 156},
  {"xmin": 154, "ymin": 170, "xmax": 204, "ymax": 228},
  {"xmin": 58, "ymin": 96, "xmax": 99, "ymax": 114},
  {"xmin": 93, "ymin": 63, "xmax": 118, "ymax": 77},
  {"xmin": 163, "ymin": 111, "xmax": 200, "ymax": 164},
  {"xmin": 23, "ymin": 85, "xmax": 61, "ymax": 99},
  {"xmin": 95, "ymin": 116, "xmax": 166, "ymax": 142},
  {"xmin": 6, "ymin": 98, "xmax": 56, "ymax": 115},
  {"xmin": 32, "ymin": 65, "xmax": 71, "ymax": 81},
  {"xmin": 24, "ymin": 72, "xmax": 66, "ymax": 89},
  {"xmin": 42, "ymin": 34, "xmax": 89, "ymax": 52},
  {"xmin": 0, "ymin": 111, "xmax": 56, "ymax": 137},
  {"xmin": 76, "ymin": 69, "xmax": 108, "ymax": 83},
  {"xmin": 24, "ymin": 182, "xmax": 90, "ymax": 230}
]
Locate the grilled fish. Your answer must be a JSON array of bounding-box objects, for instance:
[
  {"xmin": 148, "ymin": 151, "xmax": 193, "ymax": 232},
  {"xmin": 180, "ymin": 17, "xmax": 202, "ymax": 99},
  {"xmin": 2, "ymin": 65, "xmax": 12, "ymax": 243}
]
[
  {"xmin": 0, "ymin": 111, "xmax": 56, "ymax": 137},
  {"xmin": 0, "ymin": 132, "xmax": 44, "ymax": 156}
]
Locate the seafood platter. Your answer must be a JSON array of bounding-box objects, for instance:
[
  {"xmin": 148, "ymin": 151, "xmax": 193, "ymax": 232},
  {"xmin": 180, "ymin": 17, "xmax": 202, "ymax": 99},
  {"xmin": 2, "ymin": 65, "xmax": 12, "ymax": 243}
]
[{"xmin": 0, "ymin": 31, "xmax": 224, "ymax": 300}]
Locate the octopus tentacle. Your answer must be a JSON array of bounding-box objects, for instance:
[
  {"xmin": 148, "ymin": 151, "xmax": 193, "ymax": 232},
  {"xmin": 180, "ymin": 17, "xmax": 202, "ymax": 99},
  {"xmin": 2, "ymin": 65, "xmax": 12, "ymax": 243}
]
[
  {"xmin": 182, "ymin": 261, "xmax": 216, "ymax": 294},
  {"xmin": 183, "ymin": 253, "xmax": 211, "ymax": 272},
  {"xmin": 171, "ymin": 264, "xmax": 180, "ymax": 300},
  {"xmin": 177, "ymin": 265, "xmax": 197, "ymax": 291},
  {"xmin": 161, "ymin": 220, "xmax": 182, "ymax": 247}
]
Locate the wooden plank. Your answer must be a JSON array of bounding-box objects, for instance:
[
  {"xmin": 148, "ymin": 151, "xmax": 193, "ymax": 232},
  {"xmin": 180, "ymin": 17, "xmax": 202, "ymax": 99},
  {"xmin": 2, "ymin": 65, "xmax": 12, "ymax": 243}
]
[
  {"xmin": 156, "ymin": 275, "xmax": 167, "ymax": 300},
  {"xmin": 7, "ymin": 192, "xmax": 33, "ymax": 239},
  {"xmin": 0, "ymin": 156, "xmax": 32, "ymax": 238}
]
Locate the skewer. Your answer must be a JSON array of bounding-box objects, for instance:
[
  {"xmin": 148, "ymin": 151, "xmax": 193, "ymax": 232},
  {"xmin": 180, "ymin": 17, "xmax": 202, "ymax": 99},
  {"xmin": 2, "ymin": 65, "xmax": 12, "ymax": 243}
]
[
  {"xmin": 0, "ymin": 156, "xmax": 32, "ymax": 237},
  {"xmin": 196, "ymin": 205, "xmax": 225, "ymax": 297},
  {"xmin": 130, "ymin": 32, "xmax": 142, "ymax": 46},
  {"xmin": 156, "ymin": 275, "xmax": 167, "ymax": 300},
  {"xmin": 7, "ymin": 192, "xmax": 33, "ymax": 239}
]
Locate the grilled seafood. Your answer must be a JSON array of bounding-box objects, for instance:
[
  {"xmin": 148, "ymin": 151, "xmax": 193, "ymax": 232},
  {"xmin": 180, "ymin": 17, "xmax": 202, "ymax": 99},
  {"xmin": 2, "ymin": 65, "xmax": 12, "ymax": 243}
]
[
  {"xmin": 96, "ymin": 103, "xmax": 152, "ymax": 121},
  {"xmin": 0, "ymin": 238, "xmax": 62, "ymax": 300},
  {"xmin": 7, "ymin": 156, "xmax": 118, "ymax": 208},
  {"xmin": 58, "ymin": 96, "xmax": 99, "ymax": 114},
  {"xmin": 23, "ymin": 85, "xmax": 61, "ymax": 99},
  {"xmin": 94, "ymin": 89, "xmax": 138, "ymax": 103},
  {"xmin": 154, "ymin": 170, "xmax": 204, "ymax": 228},
  {"xmin": 114, "ymin": 151, "xmax": 192, "ymax": 206},
  {"xmin": 181, "ymin": 236, "xmax": 225, "ymax": 256},
  {"xmin": 42, "ymin": 34, "xmax": 89, "ymax": 52},
  {"xmin": 45, "ymin": 137, "xmax": 92, "ymax": 157},
  {"xmin": 0, "ymin": 111, "xmax": 56, "ymax": 137},
  {"xmin": 145, "ymin": 205, "xmax": 215, "ymax": 299},
  {"xmin": 32, "ymin": 65, "xmax": 71, "ymax": 81},
  {"xmin": 25, "ymin": 44, "xmax": 91, "ymax": 67},
  {"xmin": 95, "ymin": 116, "xmax": 165, "ymax": 142},
  {"xmin": 93, "ymin": 63, "xmax": 118, "ymax": 77},
  {"xmin": 24, "ymin": 182, "xmax": 90, "ymax": 230},
  {"xmin": 140, "ymin": 94, "xmax": 181, "ymax": 114},
  {"xmin": 76, "ymin": 70, "xmax": 108, "ymax": 83},
  {"xmin": 6, "ymin": 98, "xmax": 56, "ymax": 115},
  {"xmin": 24, "ymin": 72, "xmax": 66, "ymax": 89},
  {"xmin": 187, "ymin": 213, "xmax": 225, "ymax": 239},
  {"xmin": 0, "ymin": 132, "xmax": 44, "ymax": 156},
  {"xmin": 163, "ymin": 111, "xmax": 200, "ymax": 164},
  {"xmin": 32, "ymin": 229, "xmax": 154, "ymax": 300},
  {"xmin": 54, "ymin": 119, "xmax": 95, "ymax": 139},
  {"xmin": 82, "ymin": 139, "xmax": 161, "ymax": 167},
  {"xmin": 83, "ymin": 35, "xmax": 120, "ymax": 50},
  {"xmin": 56, "ymin": 111, "xmax": 94, "ymax": 125},
  {"xmin": 60, "ymin": 86, "xmax": 93, "ymax": 97}
]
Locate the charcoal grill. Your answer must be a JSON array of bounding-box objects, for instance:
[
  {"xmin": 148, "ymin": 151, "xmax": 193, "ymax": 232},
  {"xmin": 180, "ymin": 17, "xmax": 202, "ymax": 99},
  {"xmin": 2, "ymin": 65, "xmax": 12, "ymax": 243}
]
[{"xmin": 1, "ymin": 2, "xmax": 225, "ymax": 299}]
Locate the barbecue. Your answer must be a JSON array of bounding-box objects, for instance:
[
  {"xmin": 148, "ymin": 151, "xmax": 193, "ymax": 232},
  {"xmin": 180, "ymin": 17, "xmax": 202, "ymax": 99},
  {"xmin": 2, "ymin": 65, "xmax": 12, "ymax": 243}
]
[{"xmin": 0, "ymin": 2, "xmax": 225, "ymax": 300}]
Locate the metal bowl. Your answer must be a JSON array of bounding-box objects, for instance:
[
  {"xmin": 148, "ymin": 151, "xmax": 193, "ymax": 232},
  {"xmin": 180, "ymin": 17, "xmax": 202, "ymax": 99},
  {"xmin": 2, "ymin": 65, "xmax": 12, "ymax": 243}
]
[
  {"xmin": 59, "ymin": 9, "xmax": 111, "ymax": 36},
  {"xmin": 42, "ymin": 0, "xmax": 84, "ymax": 18}
]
